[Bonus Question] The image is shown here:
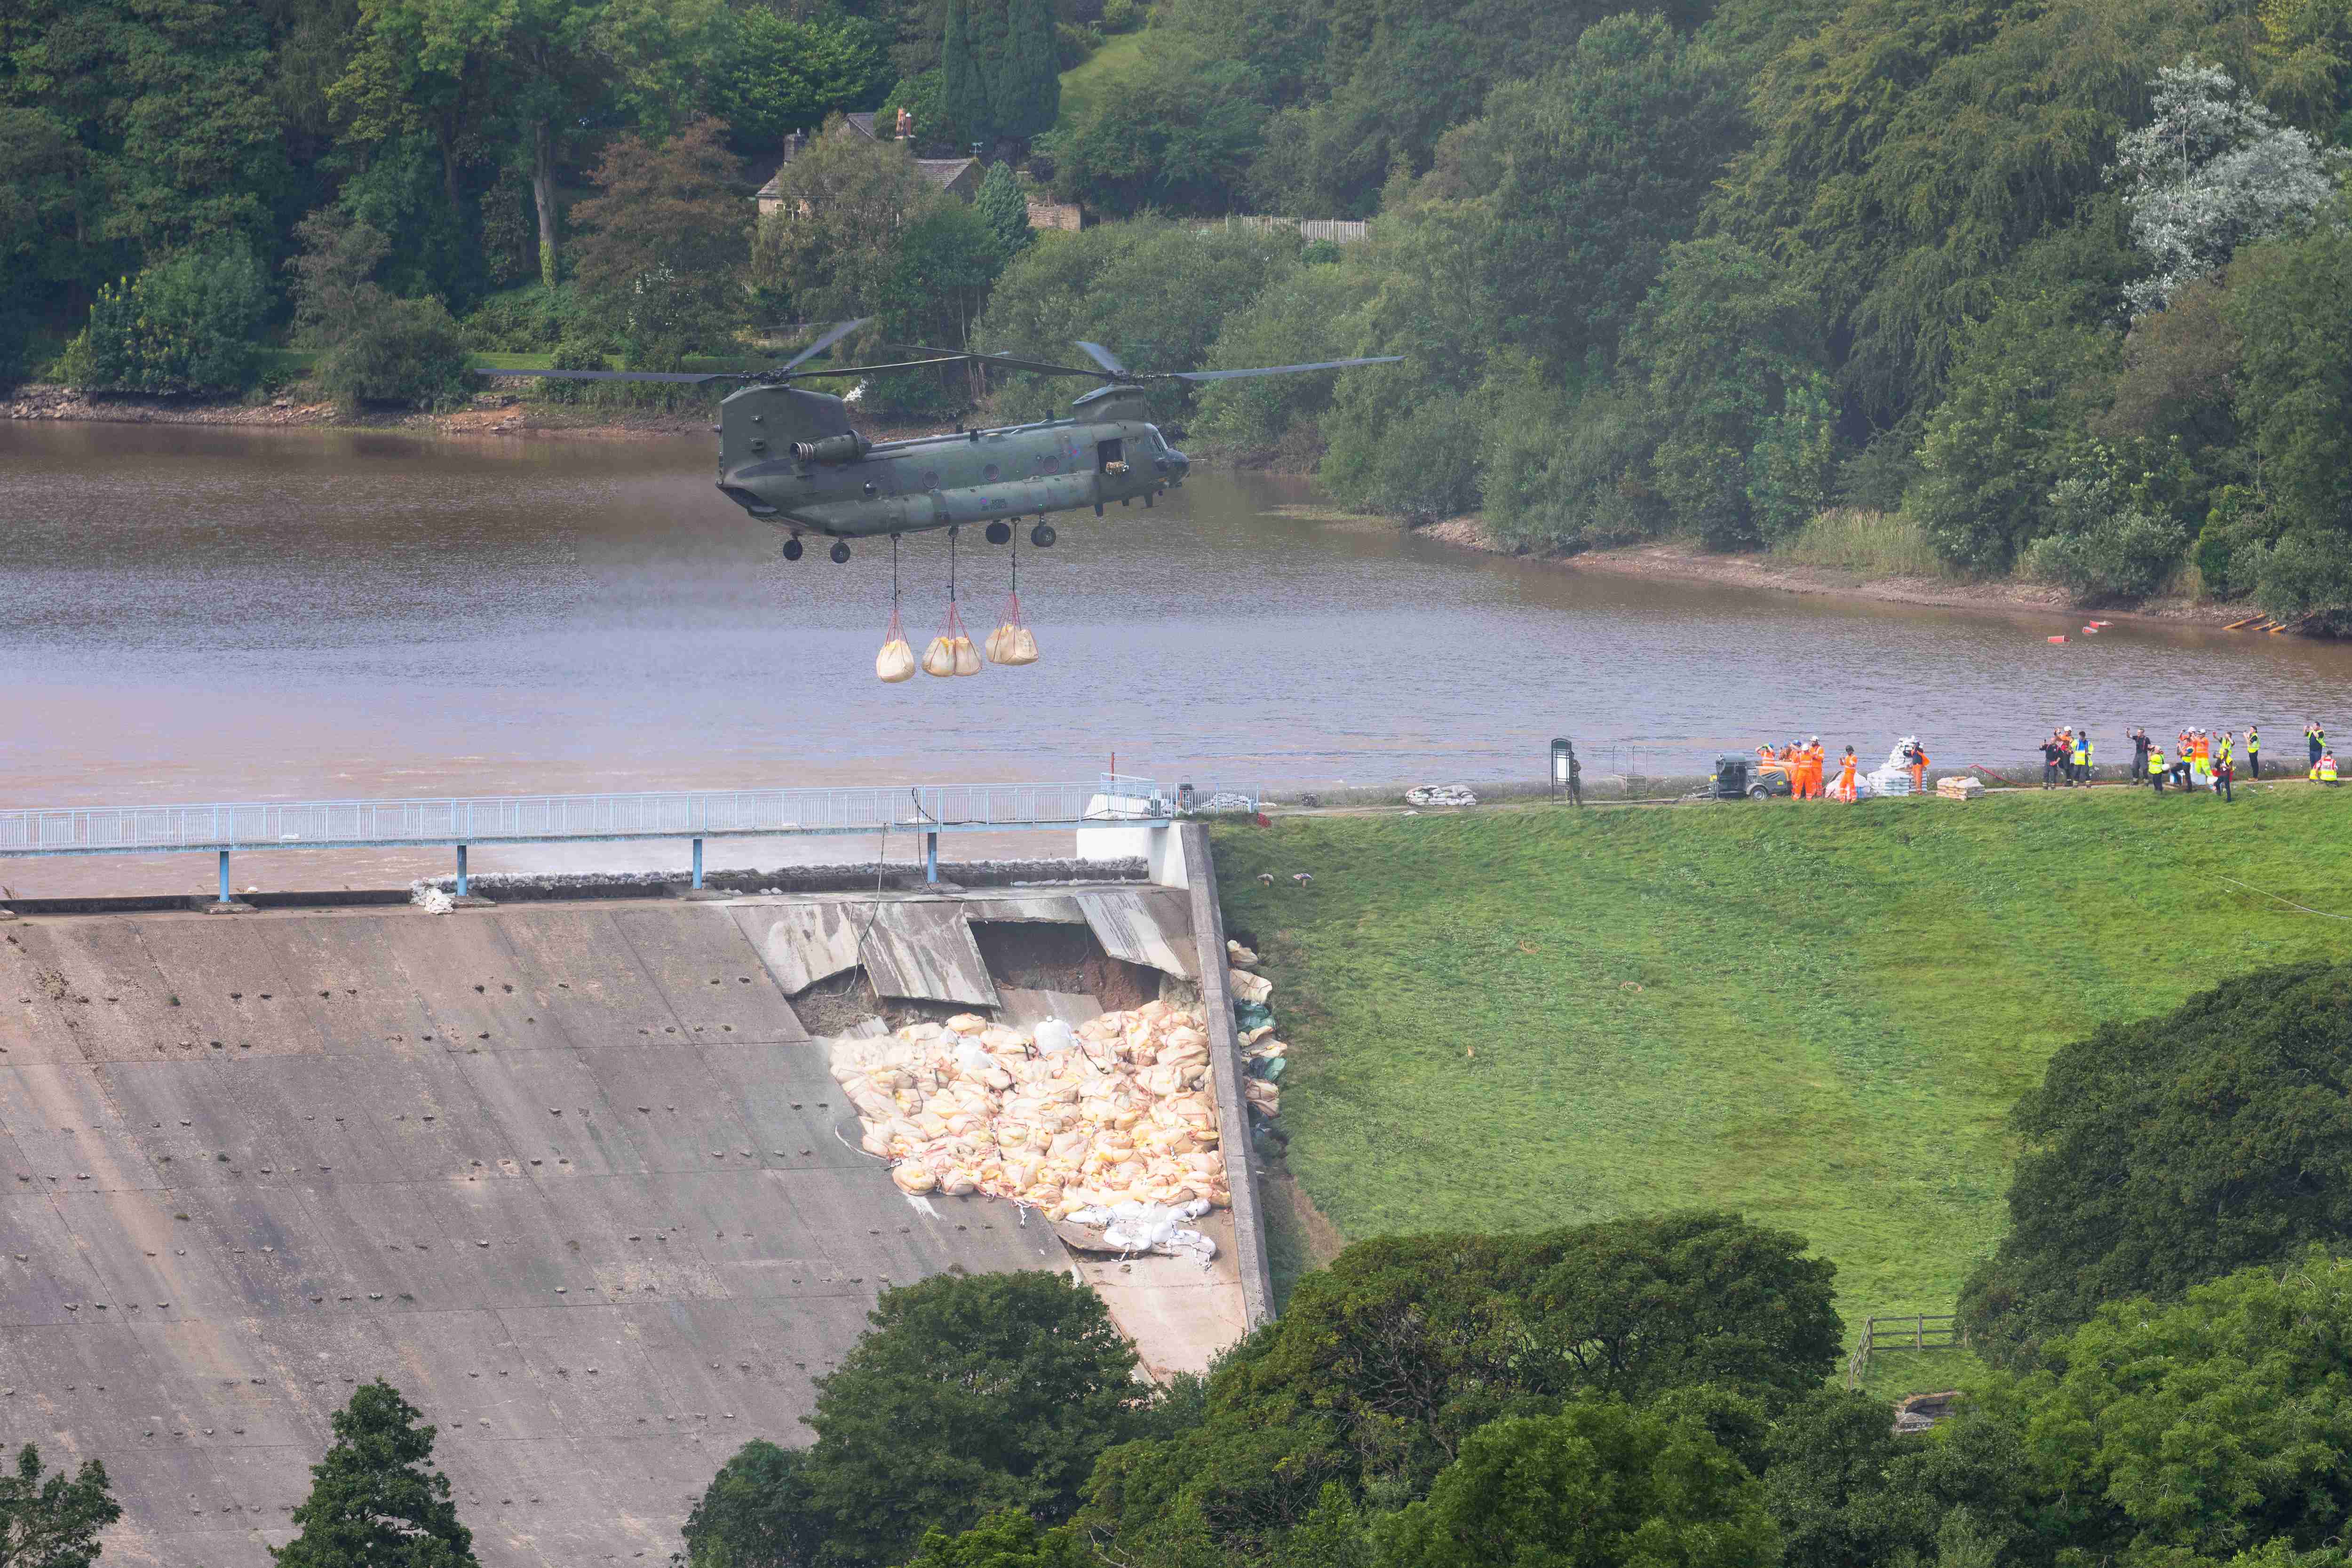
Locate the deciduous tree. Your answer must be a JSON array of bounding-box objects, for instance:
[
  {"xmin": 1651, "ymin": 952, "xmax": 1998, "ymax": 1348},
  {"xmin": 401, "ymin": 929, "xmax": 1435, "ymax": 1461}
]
[
  {"xmin": 570, "ymin": 117, "xmax": 749, "ymax": 366},
  {"xmin": 0, "ymin": 1442, "xmax": 120, "ymax": 1568}
]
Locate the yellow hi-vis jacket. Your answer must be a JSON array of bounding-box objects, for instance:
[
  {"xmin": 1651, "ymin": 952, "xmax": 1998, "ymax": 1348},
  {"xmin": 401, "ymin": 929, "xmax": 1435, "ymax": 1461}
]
[{"xmin": 2150, "ymin": 749, "xmax": 2167, "ymax": 775}]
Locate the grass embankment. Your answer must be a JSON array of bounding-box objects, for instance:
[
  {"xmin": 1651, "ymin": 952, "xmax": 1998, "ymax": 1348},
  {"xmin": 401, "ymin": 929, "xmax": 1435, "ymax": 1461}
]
[{"xmin": 1215, "ymin": 784, "xmax": 2352, "ymax": 1388}]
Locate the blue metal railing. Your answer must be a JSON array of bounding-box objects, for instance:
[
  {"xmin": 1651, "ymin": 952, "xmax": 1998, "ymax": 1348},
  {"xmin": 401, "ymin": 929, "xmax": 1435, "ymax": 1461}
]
[{"xmin": 0, "ymin": 777, "xmax": 1204, "ymax": 860}]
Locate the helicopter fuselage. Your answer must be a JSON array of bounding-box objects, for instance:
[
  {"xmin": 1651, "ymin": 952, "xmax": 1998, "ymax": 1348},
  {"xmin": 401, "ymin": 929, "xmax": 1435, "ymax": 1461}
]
[{"xmin": 715, "ymin": 381, "xmax": 1185, "ymax": 540}]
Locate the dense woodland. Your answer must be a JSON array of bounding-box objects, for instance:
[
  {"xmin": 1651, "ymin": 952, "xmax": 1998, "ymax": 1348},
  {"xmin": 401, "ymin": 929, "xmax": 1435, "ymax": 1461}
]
[{"xmin": 2, "ymin": 0, "xmax": 2350, "ymax": 609}]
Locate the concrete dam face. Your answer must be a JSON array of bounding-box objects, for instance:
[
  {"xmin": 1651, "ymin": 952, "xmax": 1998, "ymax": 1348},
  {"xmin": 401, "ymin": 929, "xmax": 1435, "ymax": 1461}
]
[{"xmin": 0, "ymin": 891, "xmax": 1230, "ymax": 1567}]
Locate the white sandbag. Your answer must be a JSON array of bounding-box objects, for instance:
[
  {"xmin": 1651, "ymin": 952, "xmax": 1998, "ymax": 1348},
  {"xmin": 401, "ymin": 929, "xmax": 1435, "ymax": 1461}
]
[
  {"xmin": 1227, "ymin": 939, "xmax": 1259, "ymax": 967},
  {"xmin": 951, "ymin": 636, "xmax": 982, "ymax": 676},
  {"xmin": 891, "ymin": 1163, "xmax": 937, "ymax": 1194},
  {"xmin": 1229, "ymin": 969, "xmax": 1273, "ymax": 1005},
  {"xmin": 877, "ymin": 638, "xmax": 916, "ymax": 683},
  {"xmin": 921, "ymin": 636, "xmax": 958, "ymax": 677}
]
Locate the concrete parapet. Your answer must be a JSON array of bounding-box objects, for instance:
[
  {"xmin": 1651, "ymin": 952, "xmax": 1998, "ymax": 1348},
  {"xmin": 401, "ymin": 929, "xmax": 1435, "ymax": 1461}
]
[{"xmin": 1179, "ymin": 824, "xmax": 1275, "ymax": 1330}]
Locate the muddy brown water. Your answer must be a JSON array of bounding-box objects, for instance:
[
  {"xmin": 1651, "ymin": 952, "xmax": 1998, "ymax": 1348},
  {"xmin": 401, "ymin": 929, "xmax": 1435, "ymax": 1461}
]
[{"xmin": 5, "ymin": 421, "xmax": 2349, "ymax": 893}]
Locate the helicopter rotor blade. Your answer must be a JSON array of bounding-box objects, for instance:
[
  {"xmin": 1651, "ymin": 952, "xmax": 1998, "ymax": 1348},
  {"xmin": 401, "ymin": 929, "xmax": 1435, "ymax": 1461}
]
[
  {"xmin": 1073, "ymin": 340, "xmax": 1128, "ymax": 375},
  {"xmin": 469, "ymin": 366, "xmax": 745, "ymax": 384},
  {"xmin": 884, "ymin": 345, "xmax": 1111, "ymax": 378},
  {"xmin": 782, "ymin": 355, "xmax": 980, "ymax": 378},
  {"xmin": 1167, "ymin": 356, "xmax": 1404, "ymax": 382},
  {"xmin": 777, "ymin": 318, "xmax": 870, "ymax": 373}
]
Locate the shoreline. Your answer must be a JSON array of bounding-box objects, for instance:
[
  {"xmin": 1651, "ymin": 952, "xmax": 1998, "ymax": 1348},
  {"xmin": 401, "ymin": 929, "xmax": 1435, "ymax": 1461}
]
[
  {"xmin": 2, "ymin": 383, "xmax": 956, "ymax": 445},
  {"xmin": 1403, "ymin": 514, "xmax": 2255, "ymax": 629}
]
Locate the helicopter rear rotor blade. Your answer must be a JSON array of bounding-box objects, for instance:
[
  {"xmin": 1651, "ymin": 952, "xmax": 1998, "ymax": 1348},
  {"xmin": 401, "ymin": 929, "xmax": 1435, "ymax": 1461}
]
[
  {"xmin": 885, "ymin": 345, "xmax": 1111, "ymax": 378},
  {"xmin": 1168, "ymin": 356, "xmax": 1403, "ymax": 382},
  {"xmin": 777, "ymin": 318, "xmax": 870, "ymax": 373}
]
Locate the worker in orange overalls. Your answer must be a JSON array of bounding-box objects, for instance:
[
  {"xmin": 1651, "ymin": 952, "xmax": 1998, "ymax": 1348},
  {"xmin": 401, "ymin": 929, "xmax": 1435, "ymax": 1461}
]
[
  {"xmin": 1908, "ymin": 741, "xmax": 1930, "ymax": 796},
  {"xmin": 1836, "ymin": 745, "xmax": 1859, "ymax": 802},
  {"xmin": 1808, "ymin": 737, "xmax": 1825, "ymax": 798}
]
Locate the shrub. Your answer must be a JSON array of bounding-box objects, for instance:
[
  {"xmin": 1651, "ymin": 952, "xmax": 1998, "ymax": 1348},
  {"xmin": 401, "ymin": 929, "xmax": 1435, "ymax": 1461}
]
[
  {"xmin": 461, "ymin": 284, "xmax": 581, "ymax": 353},
  {"xmin": 59, "ymin": 250, "xmax": 269, "ymax": 395},
  {"xmin": 317, "ymin": 295, "xmax": 472, "ymax": 412},
  {"xmin": 2016, "ymin": 470, "xmax": 2190, "ymax": 601}
]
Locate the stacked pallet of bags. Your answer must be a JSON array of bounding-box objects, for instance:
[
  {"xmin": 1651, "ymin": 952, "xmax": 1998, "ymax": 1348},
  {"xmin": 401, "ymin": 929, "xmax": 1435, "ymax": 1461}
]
[{"xmin": 829, "ymin": 1002, "xmax": 1231, "ymax": 1219}]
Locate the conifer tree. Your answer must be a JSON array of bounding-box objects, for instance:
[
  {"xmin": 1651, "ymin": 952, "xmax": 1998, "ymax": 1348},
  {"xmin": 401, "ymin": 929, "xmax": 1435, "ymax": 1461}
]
[
  {"xmin": 974, "ymin": 163, "xmax": 1035, "ymax": 258},
  {"xmin": 941, "ymin": 0, "xmax": 986, "ymax": 146},
  {"xmin": 995, "ymin": 0, "xmax": 1061, "ymax": 140},
  {"xmin": 274, "ymin": 1380, "xmax": 477, "ymax": 1568}
]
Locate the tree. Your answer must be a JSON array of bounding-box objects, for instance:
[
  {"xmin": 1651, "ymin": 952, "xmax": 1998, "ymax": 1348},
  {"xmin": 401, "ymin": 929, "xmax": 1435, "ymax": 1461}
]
[
  {"xmin": 1995, "ymin": 1252, "xmax": 2352, "ymax": 1563},
  {"xmin": 0, "ymin": 1443, "xmax": 120, "ymax": 1568},
  {"xmin": 680, "ymin": 1441, "xmax": 824, "ymax": 1568},
  {"xmin": 1960, "ymin": 964, "xmax": 2352, "ymax": 1368},
  {"xmin": 704, "ymin": 9, "xmax": 889, "ymax": 149},
  {"xmin": 1083, "ymin": 1214, "xmax": 1840, "ymax": 1568},
  {"xmin": 972, "ymin": 162, "xmax": 1033, "ymax": 260},
  {"xmin": 2225, "ymin": 217, "xmax": 2352, "ymax": 618},
  {"xmin": 688, "ymin": 1271, "xmax": 1147, "ymax": 1568},
  {"xmin": 903, "ymin": 1510, "xmax": 1091, "ymax": 1568},
  {"xmin": 1762, "ymin": 1389, "xmax": 2047, "ymax": 1568},
  {"xmin": 751, "ymin": 121, "xmax": 946, "ymax": 324},
  {"xmin": 1908, "ymin": 293, "xmax": 2119, "ymax": 575},
  {"xmin": 993, "ymin": 0, "xmax": 1058, "ymax": 141},
  {"xmin": 1041, "ymin": 46, "xmax": 1268, "ymax": 216},
  {"xmin": 274, "ymin": 1379, "xmax": 477, "ymax": 1568},
  {"xmin": 569, "ymin": 118, "xmax": 749, "ymax": 366},
  {"xmin": 2111, "ymin": 59, "xmax": 2348, "ymax": 315},
  {"xmin": 1370, "ymin": 1401, "xmax": 1779, "ymax": 1568}
]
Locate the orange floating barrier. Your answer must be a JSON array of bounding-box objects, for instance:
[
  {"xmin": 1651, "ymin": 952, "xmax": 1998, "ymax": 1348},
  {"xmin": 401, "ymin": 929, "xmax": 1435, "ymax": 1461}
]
[{"xmin": 2047, "ymin": 635, "xmax": 2068, "ymax": 643}]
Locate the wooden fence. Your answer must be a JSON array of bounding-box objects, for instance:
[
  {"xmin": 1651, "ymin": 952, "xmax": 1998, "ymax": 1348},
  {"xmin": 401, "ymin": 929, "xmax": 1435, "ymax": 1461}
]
[
  {"xmin": 1195, "ymin": 215, "xmax": 1373, "ymax": 244},
  {"xmin": 1846, "ymin": 1313, "xmax": 1961, "ymax": 1389}
]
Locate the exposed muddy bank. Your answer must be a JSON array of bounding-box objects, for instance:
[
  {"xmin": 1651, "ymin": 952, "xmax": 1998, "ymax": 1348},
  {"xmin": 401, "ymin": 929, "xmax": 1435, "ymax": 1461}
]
[{"xmin": 1408, "ymin": 515, "xmax": 2257, "ymax": 629}]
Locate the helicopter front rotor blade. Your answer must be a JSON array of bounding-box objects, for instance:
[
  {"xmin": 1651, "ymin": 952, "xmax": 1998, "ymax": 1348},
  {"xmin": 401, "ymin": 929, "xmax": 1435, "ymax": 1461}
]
[
  {"xmin": 1167, "ymin": 356, "xmax": 1404, "ymax": 382},
  {"xmin": 1073, "ymin": 340, "xmax": 1128, "ymax": 374},
  {"xmin": 783, "ymin": 355, "xmax": 981, "ymax": 378},
  {"xmin": 469, "ymin": 366, "xmax": 744, "ymax": 384},
  {"xmin": 776, "ymin": 318, "xmax": 870, "ymax": 373}
]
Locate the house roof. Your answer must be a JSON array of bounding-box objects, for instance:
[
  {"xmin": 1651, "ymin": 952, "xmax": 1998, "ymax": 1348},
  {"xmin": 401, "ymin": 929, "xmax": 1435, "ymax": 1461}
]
[{"xmin": 755, "ymin": 152, "xmax": 980, "ymax": 202}]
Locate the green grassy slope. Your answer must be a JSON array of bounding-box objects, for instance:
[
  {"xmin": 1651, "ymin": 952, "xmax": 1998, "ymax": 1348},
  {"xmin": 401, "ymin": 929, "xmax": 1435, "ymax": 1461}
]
[
  {"xmin": 1213, "ymin": 782, "xmax": 2352, "ymax": 1344},
  {"xmin": 1056, "ymin": 30, "xmax": 1146, "ymax": 130}
]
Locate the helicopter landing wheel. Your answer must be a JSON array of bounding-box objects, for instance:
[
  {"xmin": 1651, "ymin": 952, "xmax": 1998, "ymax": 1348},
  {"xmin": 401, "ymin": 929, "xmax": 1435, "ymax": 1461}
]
[
  {"xmin": 985, "ymin": 520, "xmax": 1012, "ymax": 545},
  {"xmin": 829, "ymin": 541, "xmax": 851, "ymax": 564},
  {"xmin": 1030, "ymin": 522, "xmax": 1057, "ymax": 548},
  {"xmin": 781, "ymin": 536, "xmax": 803, "ymax": 561}
]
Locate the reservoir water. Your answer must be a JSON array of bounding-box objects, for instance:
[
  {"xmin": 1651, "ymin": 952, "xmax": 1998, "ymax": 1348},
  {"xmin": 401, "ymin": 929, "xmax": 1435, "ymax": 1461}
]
[{"xmin": 4, "ymin": 421, "xmax": 2348, "ymax": 892}]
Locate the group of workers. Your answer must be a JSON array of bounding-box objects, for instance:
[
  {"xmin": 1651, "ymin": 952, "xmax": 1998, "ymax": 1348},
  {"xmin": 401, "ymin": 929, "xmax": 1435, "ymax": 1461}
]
[
  {"xmin": 1757, "ymin": 739, "xmax": 1928, "ymax": 802},
  {"xmin": 2033, "ymin": 720, "xmax": 2340, "ymax": 803}
]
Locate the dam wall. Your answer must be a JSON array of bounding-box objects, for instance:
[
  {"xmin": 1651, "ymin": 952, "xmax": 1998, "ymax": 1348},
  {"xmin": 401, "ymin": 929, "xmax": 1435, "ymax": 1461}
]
[{"xmin": 0, "ymin": 871, "xmax": 1253, "ymax": 1567}]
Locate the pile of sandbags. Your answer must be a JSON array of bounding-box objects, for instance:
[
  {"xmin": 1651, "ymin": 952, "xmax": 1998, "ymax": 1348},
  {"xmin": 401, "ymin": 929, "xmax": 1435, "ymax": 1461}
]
[
  {"xmin": 1227, "ymin": 943, "xmax": 1288, "ymax": 1114},
  {"xmin": 830, "ymin": 1001, "xmax": 1232, "ymax": 1220},
  {"xmin": 1936, "ymin": 774, "xmax": 1985, "ymax": 800}
]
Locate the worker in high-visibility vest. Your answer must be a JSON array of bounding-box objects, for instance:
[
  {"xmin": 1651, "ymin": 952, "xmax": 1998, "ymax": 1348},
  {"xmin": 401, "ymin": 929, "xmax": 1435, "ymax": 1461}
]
[
  {"xmin": 2149, "ymin": 743, "xmax": 2168, "ymax": 794},
  {"xmin": 2310, "ymin": 722, "xmax": 2327, "ymax": 772},
  {"xmin": 1908, "ymin": 742, "xmax": 1930, "ymax": 796},
  {"xmin": 2248, "ymin": 724, "xmax": 2262, "ymax": 777},
  {"xmin": 1836, "ymin": 746, "xmax": 1859, "ymax": 802},
  {"xmin": 2067, "ymin": 730, "xmax": 2088, "ymax": 786},
  {"xmin": 2321, "ymin": 749, "xmax": 2340, "ymax": 785},
  {"xmin": 2214, "ymin": 732, "xmax": 2235, "ymax": 802}
]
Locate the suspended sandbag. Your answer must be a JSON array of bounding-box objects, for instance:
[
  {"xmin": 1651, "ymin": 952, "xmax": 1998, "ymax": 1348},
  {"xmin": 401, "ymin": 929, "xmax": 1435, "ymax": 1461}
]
[
  {"xmin": 877, "ymin": 602, "xmax": 915, "ymax": 684},
  {"xmin": 987, "ymin": 589, "xmax": 1040, "ymax": 666},
  {"xmin": 924, "ymin": 599, "xmax": 981, "ymax": 677}
]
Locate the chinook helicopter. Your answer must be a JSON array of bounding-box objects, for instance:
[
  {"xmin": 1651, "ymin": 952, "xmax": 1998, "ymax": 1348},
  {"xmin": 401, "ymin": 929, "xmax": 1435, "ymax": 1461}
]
[{"xmin": 474, "ymin": 320, "xmax": 1397, "ymax": 561}]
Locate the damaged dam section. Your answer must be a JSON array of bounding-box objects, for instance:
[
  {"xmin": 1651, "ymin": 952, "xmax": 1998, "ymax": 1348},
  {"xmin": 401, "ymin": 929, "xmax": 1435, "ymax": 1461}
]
[{"xmin": 0, "ymin": 829, "xmax": 1263, "ymax": 1568}]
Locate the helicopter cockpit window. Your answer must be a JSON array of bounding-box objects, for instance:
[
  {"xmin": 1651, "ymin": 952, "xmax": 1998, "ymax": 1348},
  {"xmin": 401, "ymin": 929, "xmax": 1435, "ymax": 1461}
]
[
  {"xmin": 1145, "ymin": 426, "xmax": 1170, "ymax": 454},
  {"xmin": 1096, "ymin": 438, "xmax": 1124, "ymax": 471}
]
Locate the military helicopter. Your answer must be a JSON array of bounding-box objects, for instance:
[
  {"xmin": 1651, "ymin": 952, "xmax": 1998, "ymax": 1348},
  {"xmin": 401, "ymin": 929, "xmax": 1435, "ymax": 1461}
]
[{"xmin": 474, "ymin": 320, "xmax": 1397, "ymax": 562}]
